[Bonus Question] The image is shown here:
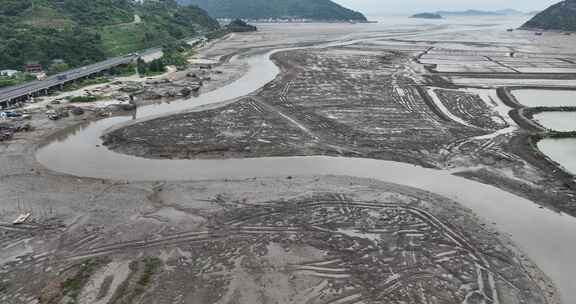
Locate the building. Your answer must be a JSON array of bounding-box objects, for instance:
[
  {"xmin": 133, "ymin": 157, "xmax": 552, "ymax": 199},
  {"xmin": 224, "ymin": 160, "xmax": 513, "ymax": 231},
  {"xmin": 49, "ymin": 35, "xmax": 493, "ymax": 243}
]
[
  {"xmin": 23, "ymin": 63, "xmax": 43, "ymax": 74},
  {"xmin": 0, "ymin": 70, "xmax": 19, "ymax": 77}
]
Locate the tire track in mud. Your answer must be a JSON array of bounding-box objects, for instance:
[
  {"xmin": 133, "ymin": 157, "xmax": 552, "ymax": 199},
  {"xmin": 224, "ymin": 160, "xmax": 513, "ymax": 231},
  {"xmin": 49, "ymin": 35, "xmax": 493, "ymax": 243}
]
[{"xmin": 64, "ymin": 200, "xmax": 489, "ymax": 272}]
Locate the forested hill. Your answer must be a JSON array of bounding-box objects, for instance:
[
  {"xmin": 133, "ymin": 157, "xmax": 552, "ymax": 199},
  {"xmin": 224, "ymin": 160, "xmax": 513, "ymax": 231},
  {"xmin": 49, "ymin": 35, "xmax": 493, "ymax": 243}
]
[
  {"xmin": 177, "ymin": 0, "xmax": 367, "ymax": 21},
  {"xmin": 0, "ymin": 0, "xmax": 220, "ymax": 71},
  {"xmin": 522, "ymin": 0, "xmax": 576, "ymax": 31}
]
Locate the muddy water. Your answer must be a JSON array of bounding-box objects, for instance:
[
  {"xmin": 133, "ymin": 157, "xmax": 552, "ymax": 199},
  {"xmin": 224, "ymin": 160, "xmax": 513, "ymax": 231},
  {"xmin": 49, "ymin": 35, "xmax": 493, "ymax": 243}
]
[
  {"xmin": 539, "ymin": 138, "xmax": 576, "ymax": 175},
  {"xmin": 534, "ymin": 111, "xmax": 576, "ymax": 132},
  {"xmin": 36, "ymin": 36, "xmax": 576, "ymax": 303},
  {"xmin": 131, "ymin": 53, "xmax": 279, "ymax": 121},
  {"xmin": 37, "ymin": 153, "xmax": 576, "ymax": 301},
  {"xmin": 512, "ymin": 89, "xmax": 576, "ymax": 107}
]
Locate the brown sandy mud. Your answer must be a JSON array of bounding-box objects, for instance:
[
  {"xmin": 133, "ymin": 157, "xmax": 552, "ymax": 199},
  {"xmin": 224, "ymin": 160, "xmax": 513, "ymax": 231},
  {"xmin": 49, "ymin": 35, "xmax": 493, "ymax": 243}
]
[
  {"xmin": 2, "ymin": 20, "xmax": 576, "ymax": 303},
  {"xmin": 103, "ymin": 38, "xmax": 576, "ymax": 217}
]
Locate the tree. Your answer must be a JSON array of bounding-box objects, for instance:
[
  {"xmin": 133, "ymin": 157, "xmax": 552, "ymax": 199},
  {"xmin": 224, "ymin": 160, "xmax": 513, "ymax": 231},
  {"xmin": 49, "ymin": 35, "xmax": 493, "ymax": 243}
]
[
  {"xmin": 48, "ymin": 63, "xmax": 70, "ymax": 74},
  {"xmin": 137, "ymin": 58, "xmax": 148, "ymax": 75}
]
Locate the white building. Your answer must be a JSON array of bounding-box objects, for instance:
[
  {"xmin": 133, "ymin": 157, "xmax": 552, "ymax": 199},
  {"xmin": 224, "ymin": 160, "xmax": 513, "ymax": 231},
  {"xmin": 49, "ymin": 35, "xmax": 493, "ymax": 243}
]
[{"xmin": 0, "ymin": 70, "xmax": 19, "ymax": 77}]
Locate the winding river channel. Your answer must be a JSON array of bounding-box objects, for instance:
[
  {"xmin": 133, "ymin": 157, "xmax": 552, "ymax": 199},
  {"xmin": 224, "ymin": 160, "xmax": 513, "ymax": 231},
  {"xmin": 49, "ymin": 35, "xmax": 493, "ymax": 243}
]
[{"xmin": 36, "ymin": 41, "xmax": 576, "ymax": 302}]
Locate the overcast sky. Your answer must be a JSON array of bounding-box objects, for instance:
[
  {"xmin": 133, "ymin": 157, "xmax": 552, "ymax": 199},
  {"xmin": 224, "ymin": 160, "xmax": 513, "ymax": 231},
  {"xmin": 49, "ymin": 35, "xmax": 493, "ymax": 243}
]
[{"xmin": 333, "ymin": 0, "xmax": 558, "ymax": 14}]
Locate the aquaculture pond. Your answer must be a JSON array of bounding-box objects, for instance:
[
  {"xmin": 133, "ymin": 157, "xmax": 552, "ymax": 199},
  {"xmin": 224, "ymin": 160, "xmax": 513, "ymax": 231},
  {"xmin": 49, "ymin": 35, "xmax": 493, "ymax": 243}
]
[
  {"xmin": 538, "ymin": 137, "xmax": 576, "ymax": 175},
  {"xmin": 533, "ymin": 111, "xmax": 576, "ymax": 132},
  {"xmin": 512, "ymin": 89, "xmax": 576, "ymax": 107}
]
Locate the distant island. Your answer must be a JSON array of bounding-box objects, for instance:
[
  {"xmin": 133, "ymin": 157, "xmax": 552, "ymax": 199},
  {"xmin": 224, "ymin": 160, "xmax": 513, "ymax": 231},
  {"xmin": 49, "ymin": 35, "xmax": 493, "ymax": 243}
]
[
  {"xmin": 493, "ymin": 9, "xmax": 525, "ymax": 16},
  {"xmin": 522, "ymin": 0, "xmax": 576, "ymax": 31},
  {"xmin": 410, "ymin": 13, "xmax": 443, "ymax": 19},
  {"xmin": 176, "ymin": 0, "xmax": 368, "ymax": 22},
  {"xmin": 436, "ymin": 9, "xmax": 524, "ymax": 17},
  {"xmin": 409, "ymin": 9, "xmax": 525, "ymax": 20}
]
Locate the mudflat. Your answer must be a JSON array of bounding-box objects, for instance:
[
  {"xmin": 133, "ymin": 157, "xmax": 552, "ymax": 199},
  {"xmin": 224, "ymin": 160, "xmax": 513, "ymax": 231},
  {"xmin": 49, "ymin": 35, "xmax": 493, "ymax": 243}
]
[{"xmin": 2, "ymin": 18, "xmax": 576, "ymax": 303}]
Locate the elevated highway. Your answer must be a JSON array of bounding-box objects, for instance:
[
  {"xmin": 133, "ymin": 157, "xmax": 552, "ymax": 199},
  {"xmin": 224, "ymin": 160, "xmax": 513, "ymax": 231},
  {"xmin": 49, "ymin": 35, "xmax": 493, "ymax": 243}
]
[{"xmin": 0, "ymin": 50, "xmax": 159, "ymax": 109}]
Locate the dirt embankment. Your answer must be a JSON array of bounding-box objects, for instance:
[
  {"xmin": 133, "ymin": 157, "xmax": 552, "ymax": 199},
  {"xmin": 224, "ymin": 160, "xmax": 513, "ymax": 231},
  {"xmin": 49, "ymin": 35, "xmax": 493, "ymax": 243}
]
[
  {"xmin": 100, "ymin": 45, "xmax": 576, "ymax": 217},
  {"xmin": 497, "ymin": 87, "xmax": 576, "ymax": 191},
  {"xmin": 102, "ymin": 47, "xmax": 485, "ymax": 169}
]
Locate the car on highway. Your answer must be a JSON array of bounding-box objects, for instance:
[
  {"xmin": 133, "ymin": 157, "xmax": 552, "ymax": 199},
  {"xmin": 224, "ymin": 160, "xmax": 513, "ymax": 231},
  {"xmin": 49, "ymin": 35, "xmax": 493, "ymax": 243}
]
[{"xmin": 0, "ymin": 111, "xmax": 21, "ymax": 118}]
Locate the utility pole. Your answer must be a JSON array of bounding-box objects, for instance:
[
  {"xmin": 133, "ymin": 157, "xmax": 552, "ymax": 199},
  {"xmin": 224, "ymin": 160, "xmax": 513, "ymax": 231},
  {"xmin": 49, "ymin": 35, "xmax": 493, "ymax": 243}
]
[{"xmin": 31, "ymin": 0, "xmax": 36, "ymax": 26}]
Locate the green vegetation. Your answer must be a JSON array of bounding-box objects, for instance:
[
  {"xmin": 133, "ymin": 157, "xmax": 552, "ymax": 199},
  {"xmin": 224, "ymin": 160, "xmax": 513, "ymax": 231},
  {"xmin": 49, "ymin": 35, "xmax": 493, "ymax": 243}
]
[
  {"xmin": 62, "ymin": 77, "xmax": 111, "ymax": 92},
  {"xmin": 138, "ymin": 58, "xmax": 167, "ymax": 76},
  {"xmin": 62, "ymin": 258, "xmax": 109, "ymax": 303},
  {"xmin": 137, "ymin": 40, "xmax": 193, "ymax": 76},
  {"xmin": 137, "ymin": 257, "xmax": 162, "ymax": 287},
  {"xmin": 0, "ymin": 0, "xmax": 220, "ymax": 71},
  {"xmin": 206, "ymin": 28, "xmax": 230, "ymax": 40},
  {"xmin": 0, "ymin": 73, "xmax": 37, "ymax": 88},
  {"xmin": 110, "ymin": 64, "xmax": 138, "ymax": 77},
  {"xmin": 109, "ymin": 257, "xmax": 162, "ymax": 304},
  {"xmin": 100, "ymin": 24, "xmax": 150, "ymax": 57},
  {"xmin": 177, "ymin": 0, "xmax": 367, "ymax": 21},
  {"xmin": 101, "ymin": 1, "xmax": 219, "ymax": 57},
  {"xmin": 68, "ymin": 95, "xmax": 102, "ymax": 103},
  {"xmin": 0, "ymin": 25, "xmax": 107, "ymax": 71},
  {"xmin": 226, "ymin": 19, "xmax": 258, "ymax": 32},
  {"xmin": 48, "ymin": 62, "xmax": 70, "ymax": 74},
  {"xmin": 522, "ymin": 0, "xmax": 576, "ymax": 31},
  {"xmin": 53, "ymin": 0, "xmax": 134, "ymax": 27}
]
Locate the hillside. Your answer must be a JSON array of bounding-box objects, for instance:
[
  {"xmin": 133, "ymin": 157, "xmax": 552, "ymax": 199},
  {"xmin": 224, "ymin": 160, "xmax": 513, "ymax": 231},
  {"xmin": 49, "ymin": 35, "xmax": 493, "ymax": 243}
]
[
  {"xmin": 0, "ymin": 0, "xmax": 220, "ymax": 71},
  {"xmin": 176, "ymin": 0, "xmax": 367, "ymax": 21},
  {"xmin": 522, "ymin": 0, "xmax": 576, "ymax": 31}
]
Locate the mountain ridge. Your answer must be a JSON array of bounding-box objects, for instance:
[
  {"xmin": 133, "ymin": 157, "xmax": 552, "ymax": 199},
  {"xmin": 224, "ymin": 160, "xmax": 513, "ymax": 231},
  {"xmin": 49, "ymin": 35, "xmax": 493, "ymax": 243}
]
[
  {"xmin": 522, "ymin": 0, "xmax": 576, "ymax": 31},
  {"xmin": 176, "ymin": 0, "xmax": 367, "ymax": 21}
]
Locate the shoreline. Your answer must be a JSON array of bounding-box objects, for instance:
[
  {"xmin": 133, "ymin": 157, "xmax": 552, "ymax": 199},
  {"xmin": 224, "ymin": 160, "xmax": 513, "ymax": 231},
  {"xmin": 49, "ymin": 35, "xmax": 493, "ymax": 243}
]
[
  {"xmin": 99, "ymin": 46, "xmax": 576, "ymax": 218},
  {"xmin": 498, "ymin": 87, "xmax": 576, "ymax": 197}
]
